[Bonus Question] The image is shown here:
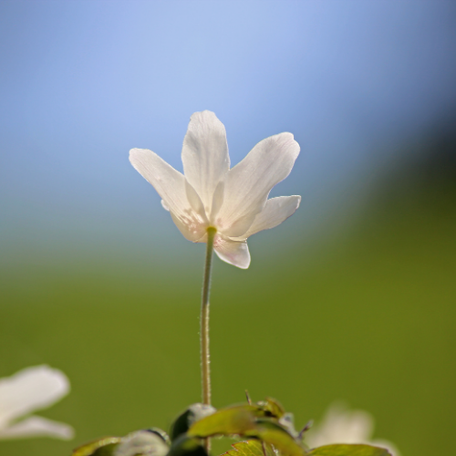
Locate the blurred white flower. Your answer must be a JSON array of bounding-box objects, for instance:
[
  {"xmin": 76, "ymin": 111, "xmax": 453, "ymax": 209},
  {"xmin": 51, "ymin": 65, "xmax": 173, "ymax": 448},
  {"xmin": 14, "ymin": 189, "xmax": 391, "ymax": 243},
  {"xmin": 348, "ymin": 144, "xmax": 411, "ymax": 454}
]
[
  {"xmin": 0, "ymin": 365, "xmax": 74, "ymax": 440},
  {"xmin": 305, "ymin": 402, "xmax": 400, "ymax": 456},
  {"xmin": 130, "ymin": 111, "xmax": 300, "ymax": 269}
]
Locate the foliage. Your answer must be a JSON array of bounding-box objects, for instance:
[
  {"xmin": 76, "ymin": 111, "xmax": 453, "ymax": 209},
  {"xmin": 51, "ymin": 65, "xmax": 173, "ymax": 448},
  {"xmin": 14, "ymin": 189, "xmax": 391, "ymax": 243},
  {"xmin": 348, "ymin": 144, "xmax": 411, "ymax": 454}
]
[{"xmin": 72, "ymin": 399, "xmax": 389, "ymax": 456}]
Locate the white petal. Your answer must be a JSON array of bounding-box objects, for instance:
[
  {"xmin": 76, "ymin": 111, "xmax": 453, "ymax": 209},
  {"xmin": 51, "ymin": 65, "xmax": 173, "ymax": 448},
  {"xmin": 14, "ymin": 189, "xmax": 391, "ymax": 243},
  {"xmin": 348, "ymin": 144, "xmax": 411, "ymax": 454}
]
[
  {"xmin": 307, "ymin": 402, "xmax": 400, "ymax": 456},
  {"xmin": 305, "ymin": 403, "xmax": 374, "ymax": 447},
  {"xmin": 170, "ymin": 211, "xmax": 206, "ymax": 242},
  {"xmin": 182, "ymin": 111, "xmax": 230, "ymax": 215},
  {"xmin": 210, "ymin": 180, "xmax": 225, "ymax": 222},
  {"xmin": 216, "ymin": 133, "xmax": 300, "ymax": 237},
  {"xmin": 0, "ymin": 416, "xmax": 74, "ymax": 440},
  {"xmin": 129, "ymin": 148, "xmax": 208, "ymax": 241},
  {"xmin": 160, "ymin": 200, "xmax": 170, "ymax": 211},
  {"xmin": 0, "ymin": 365, "xmax": 69, "ymax": 428},
  {"xmin": 236, "ymin": 196, "xmax": 301, "ymax": 239},
  {"xmin": 213, "ymin": 235, "xmax": 251, "ymax": 269}
]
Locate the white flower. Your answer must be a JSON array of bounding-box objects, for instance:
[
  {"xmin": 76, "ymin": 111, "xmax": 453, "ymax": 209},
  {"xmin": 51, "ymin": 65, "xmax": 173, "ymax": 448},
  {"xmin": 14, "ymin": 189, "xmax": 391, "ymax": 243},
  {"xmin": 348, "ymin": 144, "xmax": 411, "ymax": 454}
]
[
  {"xmin": 129, "ymin": 111, "xmax": 301, "ymax": 269},
  {"xmin": 305, "ymin": 402, "xmax": 400, "ymax": 456},
  {"xmin": 0, "ymin": 365, "xmax": 74, "ymax": 440}
]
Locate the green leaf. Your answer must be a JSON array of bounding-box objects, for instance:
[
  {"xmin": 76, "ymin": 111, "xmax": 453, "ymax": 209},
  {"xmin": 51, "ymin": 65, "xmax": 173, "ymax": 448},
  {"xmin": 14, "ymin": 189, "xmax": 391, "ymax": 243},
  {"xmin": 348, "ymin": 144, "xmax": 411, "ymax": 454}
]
[
  {"xmin": 167, "ymin": 434, "xmax": 208, "ymax": 456},
  {"xmin": 256, "ymin": 398, "xmax": 286, "ymax": 419},
  {"xmin": 170, "ymin": 403, "xmax": 216, "ymax": 441},
  {"xmin": 187, "ymin": 403, "xmax": 304, "ymax": 456},
  {"xmin": 246, "ymin": 420, "xmax": 304, "ymax": 456},
  {"xmin": 222, "ymin": 440, "xmax": 276, "ymax": 456},
  {"xmin": 187, "ymin": 405, "xmax": 259, "ymax": 437},
  {"xmin": 72, "ymin": 437, "xmax": 121, "ymax": 456},
  {"xmin": 306, "ymin": 444, "xmax": 392, "ymax": 456}
]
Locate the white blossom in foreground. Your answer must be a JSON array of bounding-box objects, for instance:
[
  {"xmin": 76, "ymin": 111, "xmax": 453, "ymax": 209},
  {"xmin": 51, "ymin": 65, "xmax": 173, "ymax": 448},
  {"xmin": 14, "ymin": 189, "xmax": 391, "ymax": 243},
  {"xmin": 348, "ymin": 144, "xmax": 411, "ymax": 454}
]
[
  {"xmin": 0, "ymin": 365, "xmax": 74, "ymax": 440},
  {"xmin": 130, "ymin": 111, "xmax": 300, "ymax": 269},
  {"xmin": 305, "ymin": 402, "xmax": 400, "ymax": 456}
]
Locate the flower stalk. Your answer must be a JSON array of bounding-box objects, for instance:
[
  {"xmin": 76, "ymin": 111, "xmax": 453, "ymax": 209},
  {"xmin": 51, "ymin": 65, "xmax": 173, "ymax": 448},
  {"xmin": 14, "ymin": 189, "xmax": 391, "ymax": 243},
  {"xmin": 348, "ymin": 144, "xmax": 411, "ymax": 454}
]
[
  {"xmin": 201, "ymin": 227, "xmax": 216, "ymax": 453},
  {"xmin": 201, "ymin": 227, "xmax": 216, "ymax": 408}
]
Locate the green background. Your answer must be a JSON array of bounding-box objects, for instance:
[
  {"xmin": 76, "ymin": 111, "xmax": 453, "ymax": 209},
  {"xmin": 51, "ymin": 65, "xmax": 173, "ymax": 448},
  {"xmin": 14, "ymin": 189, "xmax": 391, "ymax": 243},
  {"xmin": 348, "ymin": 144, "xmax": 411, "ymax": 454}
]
[{"xmin": 1, "ymin": 138, "xmax": 455, "ymax": 456}]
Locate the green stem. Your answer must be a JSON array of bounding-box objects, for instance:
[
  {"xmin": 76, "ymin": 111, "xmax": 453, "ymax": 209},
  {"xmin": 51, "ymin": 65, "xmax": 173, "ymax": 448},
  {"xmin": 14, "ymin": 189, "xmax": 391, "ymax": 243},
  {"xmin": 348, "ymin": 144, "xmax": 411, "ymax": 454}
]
[{"xmin": 201, "ymin": 227, "xmax": 216, "ymax": 453}]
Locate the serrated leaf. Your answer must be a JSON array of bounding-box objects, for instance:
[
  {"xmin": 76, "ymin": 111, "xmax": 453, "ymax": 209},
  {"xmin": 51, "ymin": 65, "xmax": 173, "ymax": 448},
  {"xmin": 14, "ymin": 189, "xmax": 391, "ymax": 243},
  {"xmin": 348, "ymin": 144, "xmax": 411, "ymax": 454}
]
[
  {"xmin": 222, "ymin": 440, "xmax": 276, "ymax": 456},
  {"xmin": 72, "ymin": 437, "xmax": 121, "ymax": 456},
  {"xmin": 188, "ymin": 405, "xmax": 259, "ymax": 437},
  {"xmin": 306, "ymin": 444, "xmax": 392, "ymax": 456}
]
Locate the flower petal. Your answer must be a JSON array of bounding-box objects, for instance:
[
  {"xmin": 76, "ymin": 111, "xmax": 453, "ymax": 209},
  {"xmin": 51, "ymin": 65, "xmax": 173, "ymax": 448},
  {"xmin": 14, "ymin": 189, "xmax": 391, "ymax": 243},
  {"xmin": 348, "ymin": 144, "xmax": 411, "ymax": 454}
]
[
  {"xmin": 182, "ymin": 111, "xmax": 230, "ymax": 216},
  {"xmin": 216, "ymin": 133, "xmax": 300, "ymax": 237},
  {"xmin": 0, "ymin": 416, "xmax": 74, "ymax": 440},
  {"xmin": 235, "ymin": 196, "xmax": 301, "ymax": 239},
  {"xmin": 0, "ymin": 365, "xmax": 69, "ymax": 428},
  {"xmin": 129, "ymin": 148, "xmax": 208, "ymax": 241},
  {"xmin": 305, "ymin": 403, "xmax": 374, "ymax": 447},
  {"xmin": 213, "ymin": 235, "xmax": 251, "ymax": 269}
]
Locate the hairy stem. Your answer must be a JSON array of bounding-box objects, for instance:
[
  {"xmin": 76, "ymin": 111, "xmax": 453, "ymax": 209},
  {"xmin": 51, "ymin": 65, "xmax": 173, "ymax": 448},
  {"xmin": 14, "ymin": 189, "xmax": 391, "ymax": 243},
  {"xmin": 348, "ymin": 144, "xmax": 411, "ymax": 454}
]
[{"xmin": 201, "ymin": 227, "xmax": 216, "ymax": 453}]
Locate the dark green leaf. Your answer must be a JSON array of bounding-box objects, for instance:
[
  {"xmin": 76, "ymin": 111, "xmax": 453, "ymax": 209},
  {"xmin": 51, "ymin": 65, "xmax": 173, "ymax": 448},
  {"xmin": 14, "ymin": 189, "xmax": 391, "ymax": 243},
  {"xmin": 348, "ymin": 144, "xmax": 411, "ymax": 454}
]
[
  {"xmin": 306, "ymin": 444, "xmax": 392, "ymax": 456},
  {"xmin": 170, "ymin": 403, "xmax": 216, "ymax": 441},
  {"xmin": 167, "ymin": 434, "xmax": 208, "ymax": 456}
]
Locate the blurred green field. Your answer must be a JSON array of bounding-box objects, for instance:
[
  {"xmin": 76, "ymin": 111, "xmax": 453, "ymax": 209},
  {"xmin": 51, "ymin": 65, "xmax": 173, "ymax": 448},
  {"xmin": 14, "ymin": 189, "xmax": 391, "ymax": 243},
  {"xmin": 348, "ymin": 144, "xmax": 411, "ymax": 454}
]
[{"xmin": 1, "ymin": 148, "xmax": 455, "ymax": 456}]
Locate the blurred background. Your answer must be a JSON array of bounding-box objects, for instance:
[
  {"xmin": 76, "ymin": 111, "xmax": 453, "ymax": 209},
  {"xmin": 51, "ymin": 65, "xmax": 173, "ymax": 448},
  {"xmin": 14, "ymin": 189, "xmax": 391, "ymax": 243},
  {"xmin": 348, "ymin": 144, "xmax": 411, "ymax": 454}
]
[{"xmin": 0, "ymin": 1, "xmax": 455, "ymax": 456}]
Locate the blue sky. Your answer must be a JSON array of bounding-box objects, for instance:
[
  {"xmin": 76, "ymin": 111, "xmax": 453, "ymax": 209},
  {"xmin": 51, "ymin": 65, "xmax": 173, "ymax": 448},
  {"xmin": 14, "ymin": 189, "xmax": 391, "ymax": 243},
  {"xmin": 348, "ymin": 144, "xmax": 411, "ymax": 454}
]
[{"xmin": 1, "ymin": 1, "xmax": 455, "ymax": 258}]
